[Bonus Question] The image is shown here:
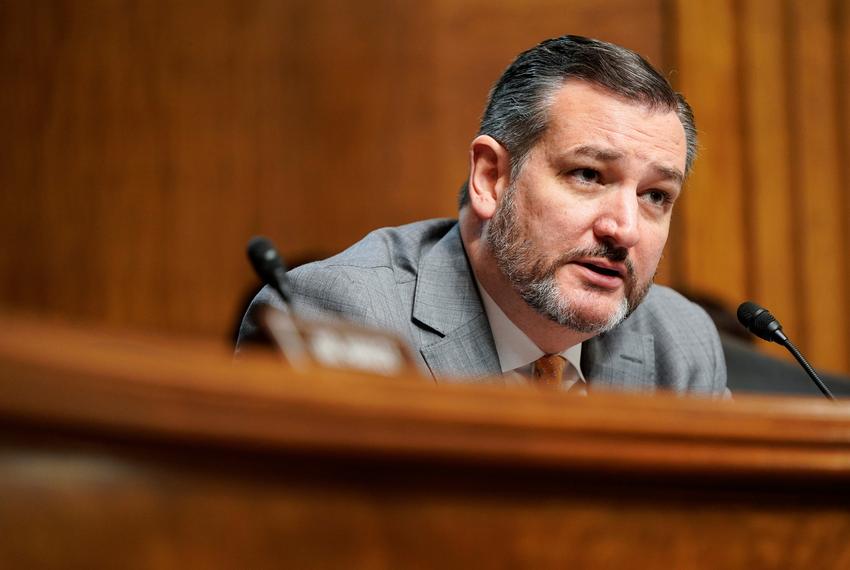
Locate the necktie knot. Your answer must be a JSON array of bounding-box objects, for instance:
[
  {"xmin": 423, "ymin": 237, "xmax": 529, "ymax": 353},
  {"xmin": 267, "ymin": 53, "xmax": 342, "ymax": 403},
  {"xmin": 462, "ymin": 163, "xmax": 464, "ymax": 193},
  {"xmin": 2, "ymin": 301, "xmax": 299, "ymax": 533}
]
[{"xmin": 532, "ymin": 354, "xmax": 568, "ymax": 387}]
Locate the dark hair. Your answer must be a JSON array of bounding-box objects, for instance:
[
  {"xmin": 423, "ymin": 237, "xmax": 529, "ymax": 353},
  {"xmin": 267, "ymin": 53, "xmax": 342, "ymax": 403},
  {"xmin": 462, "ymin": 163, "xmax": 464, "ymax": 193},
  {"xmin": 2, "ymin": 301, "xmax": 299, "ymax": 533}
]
[{"xmin": 459, "ymin": 35, "xmax": 697, "ymax": 208}]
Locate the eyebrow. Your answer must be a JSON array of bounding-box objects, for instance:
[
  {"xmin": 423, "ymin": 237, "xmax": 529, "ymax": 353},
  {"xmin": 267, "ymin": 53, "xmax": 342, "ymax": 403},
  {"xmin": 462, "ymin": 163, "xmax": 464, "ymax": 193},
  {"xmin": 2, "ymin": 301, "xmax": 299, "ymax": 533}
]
[
  {"xmin": 572, "ymin": 145, "xmax": 624, "ymax": 163},
  {"xmin": 653, "ymin": 164, "xmax": 684, "ymax": 186},
  {"xmin": 570, "ymin": 145, "xmax": 684, "ymax": 186}
]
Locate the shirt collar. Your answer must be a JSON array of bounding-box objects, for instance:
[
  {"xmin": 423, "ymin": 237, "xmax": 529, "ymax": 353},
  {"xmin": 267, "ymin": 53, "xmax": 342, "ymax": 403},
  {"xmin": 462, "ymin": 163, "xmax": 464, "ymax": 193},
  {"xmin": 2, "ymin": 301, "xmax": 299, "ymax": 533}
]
[{"xmin": 475, "ymin": 279, "xmax": 584, "ymax": 379}]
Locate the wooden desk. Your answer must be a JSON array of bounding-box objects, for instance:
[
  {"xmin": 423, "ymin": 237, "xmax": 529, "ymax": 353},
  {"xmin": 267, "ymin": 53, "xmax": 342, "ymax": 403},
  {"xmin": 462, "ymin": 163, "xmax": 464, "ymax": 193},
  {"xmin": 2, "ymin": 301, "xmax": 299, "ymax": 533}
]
[{"xmin": 1, "ymin": 315, "xmax": 850, "ymax": 568}]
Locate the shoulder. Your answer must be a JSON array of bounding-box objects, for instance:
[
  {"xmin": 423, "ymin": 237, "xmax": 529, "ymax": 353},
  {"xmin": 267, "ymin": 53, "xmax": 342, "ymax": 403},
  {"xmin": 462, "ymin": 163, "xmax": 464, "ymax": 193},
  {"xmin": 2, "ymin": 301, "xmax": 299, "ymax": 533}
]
[
  {"xmin": 238, "ymin": 219, "xmax": 457, "ymax": 348},
  {"xmin": 290, "ymin": 218, "xmax": 456, "ymax": 293},
  {"xmin": 614, "ymin": 285, "xmax": 727, "ymax": 394},
  {"xmin": 625, "ymin": 285, "xmax": 721, "ymax": 351},
  {"xmin": 298, "ymin": 218, "xmax": 457, "ymax": 274},
  {"xmin": 284, "ymin": 218, "xmax": 459, "ymax": 329},
  {"xmin": 626, "ymin": 285, "xmax": 715, "ymax": 332}
]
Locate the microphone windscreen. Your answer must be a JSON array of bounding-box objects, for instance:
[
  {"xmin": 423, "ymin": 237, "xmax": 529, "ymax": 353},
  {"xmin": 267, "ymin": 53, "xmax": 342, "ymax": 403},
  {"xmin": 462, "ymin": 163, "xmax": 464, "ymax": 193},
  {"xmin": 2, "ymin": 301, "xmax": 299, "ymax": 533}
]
[
  {"xmin": 247, "ymin": 236, "xmax": 293, "ymax": 304},
  {"xmin": 247, "ymin": 236, "xmax": 282, "ymax": 274},
  {"xmin": 737, "ymin": 300, "xmax": 784, "ymax": 343},
  {"xmin": 736, "ymin": 301, "xmax": 761, "ymax": 329}
]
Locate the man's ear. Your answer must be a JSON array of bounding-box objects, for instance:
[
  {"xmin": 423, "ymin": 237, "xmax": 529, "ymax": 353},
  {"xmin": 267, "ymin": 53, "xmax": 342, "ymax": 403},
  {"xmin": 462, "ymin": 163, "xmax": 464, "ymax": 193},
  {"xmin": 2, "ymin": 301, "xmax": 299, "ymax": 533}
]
[{"xmin": 468, "ymin": 135, "xmax": 512, "ymax": 221}]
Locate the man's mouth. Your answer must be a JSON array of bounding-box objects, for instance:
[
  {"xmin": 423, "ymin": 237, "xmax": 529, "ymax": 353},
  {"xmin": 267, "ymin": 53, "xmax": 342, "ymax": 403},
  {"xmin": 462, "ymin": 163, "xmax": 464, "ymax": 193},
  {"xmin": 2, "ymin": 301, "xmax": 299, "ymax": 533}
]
[{"xmin": 575, "ymin": 261, "xmax": 623, "ymax": 279}]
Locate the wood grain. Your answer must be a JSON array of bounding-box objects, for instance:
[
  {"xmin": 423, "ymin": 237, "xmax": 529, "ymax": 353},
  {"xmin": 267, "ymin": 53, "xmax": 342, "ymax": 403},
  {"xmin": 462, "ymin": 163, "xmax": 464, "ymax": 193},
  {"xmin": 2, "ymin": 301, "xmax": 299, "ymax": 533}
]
[
  {"xmin": 739, "ymin": 0, "xmax": 798, "ymax": 362},
  {"xmin": 788, "ymin": 0, "xmax": 848, "ymax": 371},
  {"xmin": 671, "ymin": 0, "xmax": 747, "ymax": 306},
  {"xmin": 3, "ymin": 314, "xmax": 850, "ymax": 476},
  {"xmin": 4, "ymin": 316, "xmax": 850, "ymax": 568}
]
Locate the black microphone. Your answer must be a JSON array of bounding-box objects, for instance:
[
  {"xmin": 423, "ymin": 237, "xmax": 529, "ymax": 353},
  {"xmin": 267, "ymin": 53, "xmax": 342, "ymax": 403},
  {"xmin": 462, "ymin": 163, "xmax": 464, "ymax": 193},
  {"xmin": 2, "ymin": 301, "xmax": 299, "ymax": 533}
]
[
  {"xmin": 737, "ymin": 301, "xmax": 836, "ymax": 401},
  {"xmin": 736, "ymin": 301, "xmax": 788, "ymax": 344},
  {"xmin": 247, "ymin": 236, "xmax": 293, "ymax": 305}
]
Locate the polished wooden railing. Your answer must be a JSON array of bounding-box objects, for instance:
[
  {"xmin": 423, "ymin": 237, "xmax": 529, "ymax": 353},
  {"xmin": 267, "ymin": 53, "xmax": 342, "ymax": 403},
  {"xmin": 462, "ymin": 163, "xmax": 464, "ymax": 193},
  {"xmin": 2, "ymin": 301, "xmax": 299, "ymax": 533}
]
[{"xmin": 2, "ymin": 314, "xmax": 850, "ymax": 568}]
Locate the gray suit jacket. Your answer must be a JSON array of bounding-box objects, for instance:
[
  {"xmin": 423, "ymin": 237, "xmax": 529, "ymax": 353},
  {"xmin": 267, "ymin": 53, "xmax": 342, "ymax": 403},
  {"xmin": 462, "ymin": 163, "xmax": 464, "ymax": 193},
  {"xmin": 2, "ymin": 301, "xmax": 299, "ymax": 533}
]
[{"xmin": 238, "ymin": 219, "xmax": 727, "ymax": 395}]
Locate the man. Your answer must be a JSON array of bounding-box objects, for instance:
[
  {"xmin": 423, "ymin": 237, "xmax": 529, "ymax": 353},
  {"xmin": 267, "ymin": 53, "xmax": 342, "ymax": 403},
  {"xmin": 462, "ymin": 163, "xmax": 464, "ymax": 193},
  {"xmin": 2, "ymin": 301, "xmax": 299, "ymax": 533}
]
[{"xmin": 238, "ymin": 35, "xmax": 727, "ymax": 395}]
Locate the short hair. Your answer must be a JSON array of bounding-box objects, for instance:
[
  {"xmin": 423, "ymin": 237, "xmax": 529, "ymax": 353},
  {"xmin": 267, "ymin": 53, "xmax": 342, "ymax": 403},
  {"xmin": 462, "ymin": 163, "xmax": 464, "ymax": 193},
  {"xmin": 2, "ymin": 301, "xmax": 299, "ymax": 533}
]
[{"xmin": 459, "ymin": 34, "xmax": 697, "ymax": 208}]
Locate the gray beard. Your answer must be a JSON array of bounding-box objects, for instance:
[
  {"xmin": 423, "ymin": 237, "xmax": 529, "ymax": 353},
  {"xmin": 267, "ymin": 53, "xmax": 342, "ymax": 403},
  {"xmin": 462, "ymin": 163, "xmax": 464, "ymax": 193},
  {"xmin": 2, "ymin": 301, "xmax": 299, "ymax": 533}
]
[{"xmin": 485, "ymin": 185, "xmax": 652, "ymax": 334}]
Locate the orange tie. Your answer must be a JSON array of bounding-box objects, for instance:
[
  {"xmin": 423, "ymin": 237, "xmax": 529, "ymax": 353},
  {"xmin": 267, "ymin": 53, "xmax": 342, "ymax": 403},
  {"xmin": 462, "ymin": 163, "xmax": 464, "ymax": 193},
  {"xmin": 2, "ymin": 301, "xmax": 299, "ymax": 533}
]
[{"xmin": 532, "ymin": 354, "xmax": 568, "ymax": 387}]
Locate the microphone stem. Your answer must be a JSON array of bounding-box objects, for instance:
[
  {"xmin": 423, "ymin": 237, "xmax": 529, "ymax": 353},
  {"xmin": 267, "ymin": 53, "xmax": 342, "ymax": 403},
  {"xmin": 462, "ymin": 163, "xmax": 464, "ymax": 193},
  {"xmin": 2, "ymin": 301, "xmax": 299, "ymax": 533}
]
[{"xmin": 781, "ymin": 339, "xmax": 836, "ymax": 401}]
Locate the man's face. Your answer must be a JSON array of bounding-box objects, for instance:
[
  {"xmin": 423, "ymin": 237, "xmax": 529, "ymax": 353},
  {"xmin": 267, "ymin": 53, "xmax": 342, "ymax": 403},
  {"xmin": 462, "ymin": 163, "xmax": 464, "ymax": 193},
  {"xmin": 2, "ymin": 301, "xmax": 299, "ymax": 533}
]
[{"xmin": 486, "ymin": 80, "xmax": 687, "ymax": 334}]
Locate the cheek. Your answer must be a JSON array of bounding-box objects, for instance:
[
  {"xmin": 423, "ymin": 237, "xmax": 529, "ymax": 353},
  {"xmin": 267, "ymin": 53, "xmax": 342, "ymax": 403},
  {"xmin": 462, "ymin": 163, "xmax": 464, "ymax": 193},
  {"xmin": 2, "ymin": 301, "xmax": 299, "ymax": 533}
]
[
  {"xmin": 532, "ymin": 213, "xmax": 588, "ymax": 255},
  {"xmin": 522, "ymin": 196, "xmax": 592, "ymax": 242},
  {"xmin": 634, "ymin": 228, "xmax": 669, "ymax": 275}
]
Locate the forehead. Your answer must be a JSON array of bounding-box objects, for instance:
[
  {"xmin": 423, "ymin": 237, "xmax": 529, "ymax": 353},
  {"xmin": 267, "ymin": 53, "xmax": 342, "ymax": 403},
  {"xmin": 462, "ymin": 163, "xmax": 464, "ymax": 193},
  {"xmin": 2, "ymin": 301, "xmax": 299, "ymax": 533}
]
[{"xmin": 540, "ymin": 80, "xmax": 687, "ymax": 173}]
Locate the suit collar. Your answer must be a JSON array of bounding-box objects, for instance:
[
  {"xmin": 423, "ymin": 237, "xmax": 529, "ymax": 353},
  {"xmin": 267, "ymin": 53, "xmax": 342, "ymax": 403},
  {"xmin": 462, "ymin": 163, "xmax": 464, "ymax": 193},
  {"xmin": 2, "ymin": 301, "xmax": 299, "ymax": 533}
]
[
  {"xmin": 412, "ymin": 224, "xmax": 502, "ymax": 380},
  {"xmin": 412, "ymin": 223, "xmax": 480, "ymax": 335}
]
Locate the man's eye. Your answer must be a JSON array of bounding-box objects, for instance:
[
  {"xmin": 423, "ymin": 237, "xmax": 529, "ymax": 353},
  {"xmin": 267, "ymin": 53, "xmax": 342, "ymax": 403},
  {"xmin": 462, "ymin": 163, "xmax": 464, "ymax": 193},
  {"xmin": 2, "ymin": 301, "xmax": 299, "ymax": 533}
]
[
  {"xmin": 645, "ymin": 189, "xmax": 671, "ymax": 206},
  {"xmin": 572, "ymin": 168, "xmax": 600, "ymax": 184}
]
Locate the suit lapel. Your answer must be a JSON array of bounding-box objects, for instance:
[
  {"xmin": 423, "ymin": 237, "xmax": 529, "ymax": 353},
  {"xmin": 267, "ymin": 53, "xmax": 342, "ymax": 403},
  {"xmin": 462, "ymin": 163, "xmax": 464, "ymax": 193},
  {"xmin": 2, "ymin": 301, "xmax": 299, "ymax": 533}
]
[
  {"xmin": 412, "ymin": 225, "xmax": 501, "ymax": 381},
  {"xmin": 419, "ymin": 314, "xmax": 504, "ymax": 382},
  {"xmin": 582, "ymin": 329, "xmax": 656, "ymax": 392}
]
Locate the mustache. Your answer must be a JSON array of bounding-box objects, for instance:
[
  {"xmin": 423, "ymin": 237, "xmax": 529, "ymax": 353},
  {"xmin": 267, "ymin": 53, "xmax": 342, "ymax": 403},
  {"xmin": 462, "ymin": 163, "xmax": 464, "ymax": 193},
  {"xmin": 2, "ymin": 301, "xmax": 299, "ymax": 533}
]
[{"xmin": 552, "ymin": 243, "xmax": 634, "ymax": 276}]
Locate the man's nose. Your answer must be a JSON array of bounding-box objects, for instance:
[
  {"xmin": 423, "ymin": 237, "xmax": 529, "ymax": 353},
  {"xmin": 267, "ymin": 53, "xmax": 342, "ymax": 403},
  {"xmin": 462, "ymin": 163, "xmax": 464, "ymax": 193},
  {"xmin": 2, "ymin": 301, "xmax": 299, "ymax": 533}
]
[{"xmin": 592, "ymin": 188, "xmax": 640, "ymax": 248}]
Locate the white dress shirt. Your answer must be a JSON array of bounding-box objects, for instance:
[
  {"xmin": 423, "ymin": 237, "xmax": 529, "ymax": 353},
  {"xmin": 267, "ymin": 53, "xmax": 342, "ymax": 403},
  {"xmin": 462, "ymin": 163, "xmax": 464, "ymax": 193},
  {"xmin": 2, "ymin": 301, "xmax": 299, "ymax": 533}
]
[{"xmin": 475, "ymin": 281, "xmax": 585, "ymax": 389}]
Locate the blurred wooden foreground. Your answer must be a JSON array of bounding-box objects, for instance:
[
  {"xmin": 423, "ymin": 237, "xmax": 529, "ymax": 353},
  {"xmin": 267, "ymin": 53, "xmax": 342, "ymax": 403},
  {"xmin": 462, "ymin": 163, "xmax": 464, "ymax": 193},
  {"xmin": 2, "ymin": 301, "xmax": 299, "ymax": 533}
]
[{"xmin": 2, "ymin": 314, "xmax": 850, "ymax": 568}]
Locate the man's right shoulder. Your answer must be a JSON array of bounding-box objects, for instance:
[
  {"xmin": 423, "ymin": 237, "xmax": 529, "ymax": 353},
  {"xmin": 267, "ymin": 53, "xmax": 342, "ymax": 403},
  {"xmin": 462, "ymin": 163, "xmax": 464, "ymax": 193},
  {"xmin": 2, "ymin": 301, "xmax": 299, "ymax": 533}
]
[
  {"xmin": 298, "ymin": 218, "xmax": 457, "ymax": 274},
  {"xmin": 286, "ymin": 217, "xmax": 458, "ymax": 324}
]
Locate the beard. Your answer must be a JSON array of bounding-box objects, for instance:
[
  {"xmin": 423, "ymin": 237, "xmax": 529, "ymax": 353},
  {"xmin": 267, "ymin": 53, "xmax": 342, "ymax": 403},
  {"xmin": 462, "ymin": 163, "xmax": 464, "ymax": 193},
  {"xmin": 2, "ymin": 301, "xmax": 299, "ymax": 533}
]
[{"xmin": 485, "ymin": 185, "xmax": 653, "ymax": 334}]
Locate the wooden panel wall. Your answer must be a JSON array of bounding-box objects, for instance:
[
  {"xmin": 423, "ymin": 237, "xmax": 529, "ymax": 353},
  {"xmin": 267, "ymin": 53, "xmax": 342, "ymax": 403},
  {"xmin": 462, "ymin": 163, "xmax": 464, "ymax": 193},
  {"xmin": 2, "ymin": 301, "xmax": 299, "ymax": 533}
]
[
  {"xmin": 4, "ymin": 0, "xmax": 850, "ymax": 373},
  {"xmin": 672, "ymin": 0, "xmax": 747, "ymax": 309},
  {"xmin": 672, "ymin": 0, "xmax": 850, "ymax": 372}
]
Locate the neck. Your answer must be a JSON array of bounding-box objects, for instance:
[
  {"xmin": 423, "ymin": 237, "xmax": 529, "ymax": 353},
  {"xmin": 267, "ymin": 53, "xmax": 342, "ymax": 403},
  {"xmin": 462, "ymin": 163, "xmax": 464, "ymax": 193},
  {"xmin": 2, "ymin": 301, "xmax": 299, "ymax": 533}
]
[{"xmin": 459, "ymin": 209, "xmax": 592, "ymax": 354}]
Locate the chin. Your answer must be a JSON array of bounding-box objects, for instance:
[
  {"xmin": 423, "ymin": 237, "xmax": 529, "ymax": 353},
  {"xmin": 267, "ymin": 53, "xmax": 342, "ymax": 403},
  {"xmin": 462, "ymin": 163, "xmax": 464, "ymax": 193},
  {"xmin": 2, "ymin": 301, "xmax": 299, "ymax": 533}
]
[
  {"xmin": 572, "ymin": 286, "xmax": 625, "ymax": 312},
  {"xmin": 530, "ymin": 285, "xmax": 630, "ymax": 334},
  {"xmin": 571, "ymin": 305, "xmax": 626, "ymax": 332},
  {"xmin": 574, "ymin": 276, "xmax": 650, "ymax": 325}
]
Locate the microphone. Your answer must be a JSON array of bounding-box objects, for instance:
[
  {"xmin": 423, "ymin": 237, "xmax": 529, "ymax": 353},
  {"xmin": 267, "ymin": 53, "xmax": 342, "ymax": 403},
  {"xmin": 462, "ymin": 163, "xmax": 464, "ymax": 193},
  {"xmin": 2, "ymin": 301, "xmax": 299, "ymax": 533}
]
[
  {"xmin": 247, "ymin": 236, "xmax": 293, "ymax": 305},
  {"xmin": 737, "ymin": 301, "xmax": 836, "ymax": 401},
  {"xmin": 736, "ymin": 301, "xmax": 788, "ymax": 344}
]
